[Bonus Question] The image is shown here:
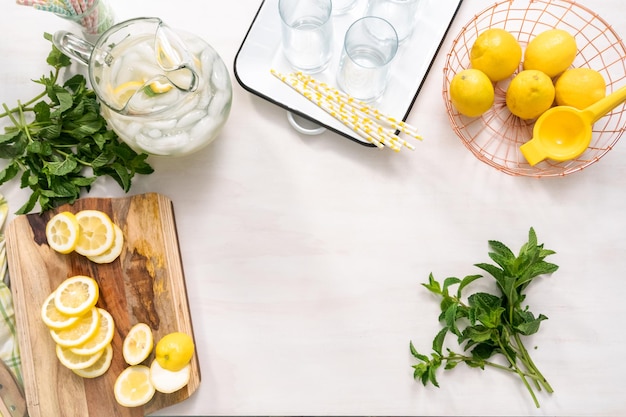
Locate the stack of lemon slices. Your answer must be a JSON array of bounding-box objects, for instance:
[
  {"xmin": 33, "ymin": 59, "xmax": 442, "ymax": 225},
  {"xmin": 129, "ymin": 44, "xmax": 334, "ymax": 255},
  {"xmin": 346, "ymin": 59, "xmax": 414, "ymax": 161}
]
[
  {"xmin": 41, "ymin": 276, "xmax": 115, "ymax": 378},
  {"xmin": 45, "ymin": 210, "xmax": 124, "ymax": 264}
]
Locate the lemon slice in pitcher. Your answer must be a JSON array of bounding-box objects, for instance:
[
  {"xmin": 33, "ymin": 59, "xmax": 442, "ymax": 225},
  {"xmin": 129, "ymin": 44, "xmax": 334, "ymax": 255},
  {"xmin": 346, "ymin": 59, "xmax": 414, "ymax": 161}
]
[
  {"xmin": 149, "ymin": 79, "xmax": 173, "ymax": 94},
  {"xmin": 113, "ymin": 81, "xmax": 144, "ymax": 107}
]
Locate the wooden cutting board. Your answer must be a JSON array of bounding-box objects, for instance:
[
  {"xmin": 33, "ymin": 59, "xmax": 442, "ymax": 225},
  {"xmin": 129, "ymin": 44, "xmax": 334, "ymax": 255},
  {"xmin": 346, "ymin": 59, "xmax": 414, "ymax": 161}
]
[{"xmin": 5, "ymin": 193, "xmax": 200, "ymax": 417}]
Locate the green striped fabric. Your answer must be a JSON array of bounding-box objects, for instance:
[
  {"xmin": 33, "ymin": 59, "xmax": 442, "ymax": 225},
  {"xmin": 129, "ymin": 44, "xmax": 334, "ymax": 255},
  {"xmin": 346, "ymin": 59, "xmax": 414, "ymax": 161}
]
[{"xmin": 0, "ymin": 194, "xmax": 23, "ymax": 389}]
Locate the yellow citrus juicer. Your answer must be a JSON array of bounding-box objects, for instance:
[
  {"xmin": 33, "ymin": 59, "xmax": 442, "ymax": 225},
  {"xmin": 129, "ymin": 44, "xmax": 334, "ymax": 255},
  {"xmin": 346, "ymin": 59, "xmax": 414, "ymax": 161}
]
[{"xmin": 520, "ymin": 85, "xmax": 626, "ymax": 166}]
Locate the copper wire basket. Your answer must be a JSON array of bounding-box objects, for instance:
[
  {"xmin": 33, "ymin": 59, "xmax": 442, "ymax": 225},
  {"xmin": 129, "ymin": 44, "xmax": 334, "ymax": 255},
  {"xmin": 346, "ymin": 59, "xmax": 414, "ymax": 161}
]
[{"xmin": 443, "ymin": 0, "xmax": 626, "ymax": 177}]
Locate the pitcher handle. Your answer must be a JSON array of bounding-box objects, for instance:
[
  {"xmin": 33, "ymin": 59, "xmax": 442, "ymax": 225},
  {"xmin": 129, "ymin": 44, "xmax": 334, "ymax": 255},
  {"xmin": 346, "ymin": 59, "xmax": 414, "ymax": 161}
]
[{"xmin": 52, "ymin": 31, "xmax": 94, "ymax": 65}]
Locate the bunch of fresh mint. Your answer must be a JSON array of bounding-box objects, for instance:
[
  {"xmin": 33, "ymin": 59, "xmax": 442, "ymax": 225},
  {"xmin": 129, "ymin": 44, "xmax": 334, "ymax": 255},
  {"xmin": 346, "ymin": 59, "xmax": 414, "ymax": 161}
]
[
  {"xmin": 0, "ymin": 34, "xmax": 153, "ymax": 214},
  {"xmin": 410, "ymin": 227, "xmax": 558, "ymax": 408}
]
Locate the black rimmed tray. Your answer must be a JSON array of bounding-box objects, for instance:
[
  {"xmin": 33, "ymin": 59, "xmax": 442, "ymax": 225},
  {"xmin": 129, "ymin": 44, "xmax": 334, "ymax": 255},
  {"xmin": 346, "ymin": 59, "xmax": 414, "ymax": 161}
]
[{"xmin": 234, "ymin": 0, "xmax": 464, "ymax": 146}]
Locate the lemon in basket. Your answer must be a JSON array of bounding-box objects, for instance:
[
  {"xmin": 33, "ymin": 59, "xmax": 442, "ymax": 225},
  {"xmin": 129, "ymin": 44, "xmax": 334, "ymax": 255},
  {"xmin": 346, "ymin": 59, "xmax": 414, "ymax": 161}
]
[
  {"xmin": 506, "ymin": 70, "xmax": 555, "ymax": 119},
  {"xmin": 449, "ymin": 69, "xmax": 495, "ymax": 117},
  {"xmin": 523, "ymin": 29, "xmax": 577, "ymax": 78},
  {"xmin": 555, "ymin": 67, "xmax": 606, "ymax": 109},
  {"xmin": 470, "ymin": 28, "xmax": 522, "ymax": 82}
]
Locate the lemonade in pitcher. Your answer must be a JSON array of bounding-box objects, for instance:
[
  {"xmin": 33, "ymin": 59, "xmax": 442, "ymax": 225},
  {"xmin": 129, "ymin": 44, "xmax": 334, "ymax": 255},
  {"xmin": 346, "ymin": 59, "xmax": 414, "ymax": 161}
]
[{"xmin": 54, "ymin": 18, "xmax": 232, "ymax": 157}]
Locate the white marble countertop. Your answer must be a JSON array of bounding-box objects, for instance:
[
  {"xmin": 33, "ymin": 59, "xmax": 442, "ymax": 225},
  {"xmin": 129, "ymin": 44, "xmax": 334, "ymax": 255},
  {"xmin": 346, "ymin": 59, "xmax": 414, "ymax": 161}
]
[{"xmin": 1, "ymin": 0, "xmax": 625, "ymax": 415}]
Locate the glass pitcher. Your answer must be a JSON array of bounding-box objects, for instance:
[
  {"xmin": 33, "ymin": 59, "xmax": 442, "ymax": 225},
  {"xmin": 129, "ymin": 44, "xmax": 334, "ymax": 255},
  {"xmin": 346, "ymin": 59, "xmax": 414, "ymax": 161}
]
[{"xmin": 53, "ymin": 17, "xmax": 232, "ymax": 157}]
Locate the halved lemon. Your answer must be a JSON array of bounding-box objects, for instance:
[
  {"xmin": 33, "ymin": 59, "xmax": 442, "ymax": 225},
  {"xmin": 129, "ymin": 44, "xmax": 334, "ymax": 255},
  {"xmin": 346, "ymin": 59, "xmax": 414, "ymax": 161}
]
[
  {"xmin": 70, "ymin": 308, "xmax": 115, "ymax": 356},
  {"xmin": 123, "ymin": 323, "xmax": 154, "ymax": 366},
  {"xmin": 46, "ymin": 211, "xmax": 80, "ymax": 254},
  {"xmin": 73, "ymin": 344, "xmax": 114, "ymax": 378},
  {"xmin": 149, "ymin": 359, "xmax": 191, "ymax": 393},
  {"xmin": 53, "ymin": 275, "xmax": 99, "ymax": 317},
  {"xmin": 87, "ymin": 223, "xmax": 124, "ymax": 264},
  {"xmin": 74, "ymin": 210, "xmax": 115, "ymax": 257},
  {"xmin": 41, "ymin": 291, "xmax": 79, "ymax": 330},
  {"xmin": 56, "ymin": 343, "xmax": 104, "ymax": 370},
  {"xmin": 113, "ymin": 81, "xmax": 144, "ymax": 107},
  {"xmin": 50, "ymin": 306, "xmax": 100, "ymax": 348},
  {"xmin": 114, "ymin": 365, "xmax": 156, "ymax": 408},
  {"xmin": 155, "ymin": 331, "xmax": 195, "ymax": 371}
]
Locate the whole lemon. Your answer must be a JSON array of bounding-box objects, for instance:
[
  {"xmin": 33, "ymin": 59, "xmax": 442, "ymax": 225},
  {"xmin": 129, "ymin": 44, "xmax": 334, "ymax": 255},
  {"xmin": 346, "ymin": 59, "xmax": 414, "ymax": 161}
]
[
  {"xmin": 155, "ymin": 332, "xmax": 195, "ymax": 372},
  {"xmin": 470, "ymin": 28, "xmax": 522, "ymax": 82},
  {"xmin": 555, "ymin": 67, "xmax": 606, "ymax": 109},
  {"xmin": 449, "ymin": 69, "xmax": 495, "ymax": 117},
  {"xmin": 523, "ymin": 29, "xmax": 577, "ymax": 78},
  {"xmin": 506, "ymin": 70, "xmax": 555, "ymax": 119}
]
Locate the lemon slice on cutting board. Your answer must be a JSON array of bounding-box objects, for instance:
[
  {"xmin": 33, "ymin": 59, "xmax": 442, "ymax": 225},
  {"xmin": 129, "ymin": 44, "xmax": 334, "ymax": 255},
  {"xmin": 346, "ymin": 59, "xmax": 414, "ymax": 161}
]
[
  {"xmin": 56, "ymin": 344, "xmax": 105, "ymax": 370},
  {"xmin": 46, "ymin": 211, "xmax": 80, "ymax": 254},
  {"xmin": 50, "ymin": 306, "xmax": 100, "ymax": 348},
  {"xmin": 41, "ymin": 291, "xmax": 79, "ymax": 330},
  {"xmin": 72, "ymin": 343, "xmax": 113, "ymax": 378},
  {"xmin": 114, "ymin": 365, "xmax": 156, "ymax": 407},
  {"xmin": 53, "ymin": 275, "xmax": 99, "ymax": 317},
  {"xmin": 87, "ymin": 223, "xmax": 124, "ymax": 264},
  {"xmin": 123, "ymin": 323, "xmax": 154, "ymax": 366},
  {"xmin": 70, "ymin": 308, "xmax": 115, "ymax": 356},
  {"xmin": 74, "ymin": 210, "xmax": 116, "ymax": 257},
  {"xmin": 149, "ymin": 359, "xmax": 191, "ymax": 393}
]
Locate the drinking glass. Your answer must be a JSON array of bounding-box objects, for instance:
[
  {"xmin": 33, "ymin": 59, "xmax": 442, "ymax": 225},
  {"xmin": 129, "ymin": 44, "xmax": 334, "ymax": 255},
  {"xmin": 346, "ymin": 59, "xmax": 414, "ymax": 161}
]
[
  {"xmin": 279, "ymin": 0, "xmax": 334, "ymax": 73},
  {"xmin": 365, "ymin": 0, "xmax": 421, "ymax": 43},
  {"xmin": 336, "ymin": 16, "xmax": 398, "ymax": 102},
  {"xmin": 332, "ymin": 0, "xmax": 358, "ymax": 15}
]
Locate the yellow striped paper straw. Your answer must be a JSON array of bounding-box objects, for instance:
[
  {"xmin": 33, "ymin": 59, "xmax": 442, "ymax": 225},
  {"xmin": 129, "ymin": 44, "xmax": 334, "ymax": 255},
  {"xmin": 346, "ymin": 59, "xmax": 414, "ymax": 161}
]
[
  {"xmin": 283, "ymin": 71, "xmax": 410, "ymax": 150},
  {"xmin": 272, "ymin": 69, "xmax": 418, "ymax": 151},
  {"xmin": 294, "ymin": 72, "xmax": 422, "ymax": 141}
]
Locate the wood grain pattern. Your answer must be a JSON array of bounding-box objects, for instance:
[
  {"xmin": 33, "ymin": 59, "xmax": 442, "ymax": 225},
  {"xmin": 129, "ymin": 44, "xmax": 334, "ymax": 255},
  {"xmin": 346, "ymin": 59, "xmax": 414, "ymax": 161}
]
[{"xmin": 5, "ymin": 193, "xmax": 200, "ymax": 417}]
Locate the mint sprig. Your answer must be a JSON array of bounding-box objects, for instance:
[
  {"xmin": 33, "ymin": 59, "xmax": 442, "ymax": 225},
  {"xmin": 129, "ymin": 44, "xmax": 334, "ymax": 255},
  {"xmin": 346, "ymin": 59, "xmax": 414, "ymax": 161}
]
[
  {"xmin": 0, "ymin": 34, "xmax": 153, "ymax": 214},
  {"xmin": 410, "ymin": 227, "xmax": 558, "ymax": 408}
]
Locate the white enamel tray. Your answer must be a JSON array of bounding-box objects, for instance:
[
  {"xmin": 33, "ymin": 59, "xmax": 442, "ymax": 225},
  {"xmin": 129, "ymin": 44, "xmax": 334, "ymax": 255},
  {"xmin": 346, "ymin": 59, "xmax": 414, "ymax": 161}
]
[{"xmin": 234, "ymin": 0, "xmax": 464, "ymax": 146}]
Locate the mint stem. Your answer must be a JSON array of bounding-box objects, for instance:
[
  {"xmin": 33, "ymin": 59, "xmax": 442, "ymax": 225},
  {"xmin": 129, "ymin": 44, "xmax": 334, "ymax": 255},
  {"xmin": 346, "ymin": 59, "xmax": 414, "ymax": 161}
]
[
  {"xmin": 514, "ymin": 333, "xmax": 553, "ymax": 393},
  {"xmin": 0, "ymin": 68, "xmax": 58, "ymax": 119},
  {"xmin": 496, "ymin": 338, "xmax": 540, "ymax": 408}
]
